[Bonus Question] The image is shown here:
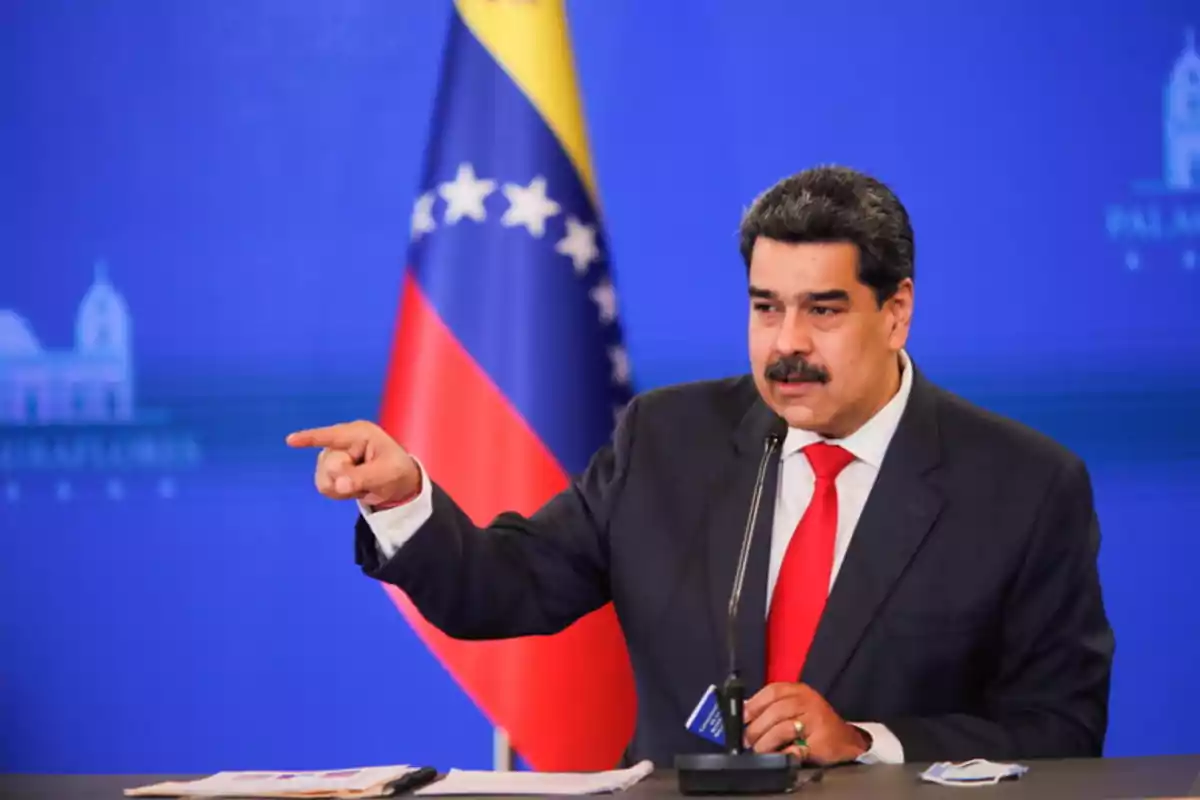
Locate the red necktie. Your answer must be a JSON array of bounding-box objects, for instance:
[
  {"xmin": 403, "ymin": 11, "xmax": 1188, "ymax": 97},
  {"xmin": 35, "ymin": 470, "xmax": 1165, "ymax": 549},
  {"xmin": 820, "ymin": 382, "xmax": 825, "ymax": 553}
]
[{"xmin": 766, "ymin": 442, "xmax": 855, "ymax": 684}]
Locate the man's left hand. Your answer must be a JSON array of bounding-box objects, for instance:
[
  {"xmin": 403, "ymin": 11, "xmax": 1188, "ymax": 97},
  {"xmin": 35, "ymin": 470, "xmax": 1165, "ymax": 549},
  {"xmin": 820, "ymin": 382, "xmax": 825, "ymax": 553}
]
[{"xmin": 743, "ymin": 683, "xmax": 870, "ymax": 764}]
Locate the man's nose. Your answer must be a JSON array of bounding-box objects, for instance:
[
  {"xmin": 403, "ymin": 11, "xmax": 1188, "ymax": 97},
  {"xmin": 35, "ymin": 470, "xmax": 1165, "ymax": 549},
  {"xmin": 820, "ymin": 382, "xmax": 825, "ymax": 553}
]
[{"xmin": 773, "ymin": 310, "xmax": 812, "ymax": 355}]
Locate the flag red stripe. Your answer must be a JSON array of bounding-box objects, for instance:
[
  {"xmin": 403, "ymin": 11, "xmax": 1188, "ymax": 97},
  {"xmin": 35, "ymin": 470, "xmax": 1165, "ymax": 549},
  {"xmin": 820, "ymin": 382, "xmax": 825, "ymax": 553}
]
[{"xmin": 377, "ymin": 274, "xmax": 636, "ymax": 770}]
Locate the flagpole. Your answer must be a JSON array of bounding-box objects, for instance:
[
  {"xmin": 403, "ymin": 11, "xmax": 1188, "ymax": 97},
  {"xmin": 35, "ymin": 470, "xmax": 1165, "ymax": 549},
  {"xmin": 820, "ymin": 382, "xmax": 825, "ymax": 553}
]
[{"xmin": 493, "ymin": 726, "xmax": 515, "ymax": 771}]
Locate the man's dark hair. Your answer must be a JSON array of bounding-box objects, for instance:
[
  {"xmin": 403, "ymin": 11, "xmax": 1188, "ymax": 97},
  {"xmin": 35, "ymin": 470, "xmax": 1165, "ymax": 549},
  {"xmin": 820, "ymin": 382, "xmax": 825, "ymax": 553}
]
[{"xmin": 738, "ymin": 165, "xmax": 915, "ymax": 305}]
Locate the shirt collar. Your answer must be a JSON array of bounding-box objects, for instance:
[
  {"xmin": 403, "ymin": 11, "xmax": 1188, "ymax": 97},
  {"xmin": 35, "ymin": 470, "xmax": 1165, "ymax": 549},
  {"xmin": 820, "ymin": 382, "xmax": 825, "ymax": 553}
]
[{"xmin": 781, "ymin": 349, "xmax": 913, "ymax": 469}]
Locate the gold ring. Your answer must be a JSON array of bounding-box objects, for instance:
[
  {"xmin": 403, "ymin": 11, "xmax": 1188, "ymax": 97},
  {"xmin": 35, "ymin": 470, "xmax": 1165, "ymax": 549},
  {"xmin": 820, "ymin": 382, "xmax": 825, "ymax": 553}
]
[{"xmin": 792, "ymin": 719, "xmax": 806, "ymax": 743}]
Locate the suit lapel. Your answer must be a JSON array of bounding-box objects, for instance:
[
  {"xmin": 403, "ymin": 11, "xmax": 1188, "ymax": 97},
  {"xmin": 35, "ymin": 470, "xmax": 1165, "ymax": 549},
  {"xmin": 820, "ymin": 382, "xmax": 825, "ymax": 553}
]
[
  {"xmin": 800, "ymin": 370, "xmax": 946, "ymax": 697},
  {"xmin": 704, "ymin": 398, "xmax": 784, "ymax": 696}
]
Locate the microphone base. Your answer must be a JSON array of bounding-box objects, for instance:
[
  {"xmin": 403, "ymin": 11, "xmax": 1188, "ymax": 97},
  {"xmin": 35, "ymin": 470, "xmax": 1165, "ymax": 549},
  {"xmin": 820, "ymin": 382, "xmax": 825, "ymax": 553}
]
[{"xmin": 674, "ymin": 752, "xmax": 802, "ymax": 795}]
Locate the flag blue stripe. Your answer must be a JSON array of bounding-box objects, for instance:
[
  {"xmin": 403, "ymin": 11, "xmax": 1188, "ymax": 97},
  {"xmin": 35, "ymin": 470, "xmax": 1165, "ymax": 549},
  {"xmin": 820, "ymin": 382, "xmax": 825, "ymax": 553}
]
[{"xmin": 407, "ymin": 12, "xmax": 630, "ymax": 476}]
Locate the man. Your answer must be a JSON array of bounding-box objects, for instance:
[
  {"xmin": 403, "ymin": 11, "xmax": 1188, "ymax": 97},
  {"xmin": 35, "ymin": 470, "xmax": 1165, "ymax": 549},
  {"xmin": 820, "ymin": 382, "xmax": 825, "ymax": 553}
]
[{"xmin": 287, "ymin": 166, "xmax": 1114, "ymax": 767}]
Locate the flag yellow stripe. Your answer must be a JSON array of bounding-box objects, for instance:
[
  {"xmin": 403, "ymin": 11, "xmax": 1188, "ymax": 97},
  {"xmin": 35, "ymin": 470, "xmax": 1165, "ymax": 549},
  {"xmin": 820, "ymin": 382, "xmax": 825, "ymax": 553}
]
[{"xmin": 454, "ymin": 0, "xmax": 598, "ymax": 203}]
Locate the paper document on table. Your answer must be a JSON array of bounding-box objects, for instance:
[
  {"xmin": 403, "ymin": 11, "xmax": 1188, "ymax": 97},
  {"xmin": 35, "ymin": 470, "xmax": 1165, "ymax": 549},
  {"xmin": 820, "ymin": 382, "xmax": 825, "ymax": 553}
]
[
  {"xmin": 124, "ymin": 765, "xmax": 437, "ymax": 798},
  {"xmin": 415, "ymin": 760, "xmax": 654, "ymax": 795}
]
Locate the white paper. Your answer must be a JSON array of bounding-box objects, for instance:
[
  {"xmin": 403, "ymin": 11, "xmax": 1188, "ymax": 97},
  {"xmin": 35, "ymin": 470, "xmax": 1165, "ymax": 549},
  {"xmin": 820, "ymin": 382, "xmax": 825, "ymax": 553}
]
[
  {"xmin": 918, "ymin": 759, "xmax": 1029, "ymax": 787},
  {"xmin": 124, "ymin": 765, "xmax": 423, "ymax": 797},
  {"xmin": 415, "ymin": 760, "xmax": 654, "ymax": 796}
]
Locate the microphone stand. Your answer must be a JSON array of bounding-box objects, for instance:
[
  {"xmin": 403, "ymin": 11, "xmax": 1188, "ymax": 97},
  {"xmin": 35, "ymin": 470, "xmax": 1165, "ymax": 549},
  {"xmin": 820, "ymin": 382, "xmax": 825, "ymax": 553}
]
[{"xmin": 676, "ymin": 431, "xmax": 804, "ymax": 794}]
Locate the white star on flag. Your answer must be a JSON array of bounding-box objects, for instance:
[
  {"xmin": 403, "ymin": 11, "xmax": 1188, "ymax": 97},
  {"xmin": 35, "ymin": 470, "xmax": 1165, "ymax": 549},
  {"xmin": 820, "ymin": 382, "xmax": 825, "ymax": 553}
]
[
  {"xmin": 439, "ymin": 163, "xmax": 496, "ymax": 224},
  {"xmin": 607, "ymin": 345, "xmax": 630, "ymax": 385},
  {"xmin": 500, "ymin": 176, "xmax": 561, "ymax": 238},
  {"xmin": 411, "ymin": 192, "xmax": 436, "ymax": 239},
  {"xmin": 556, "ymin": 216, "xmax": 600, "ymax": 276},
  {"xmin": 590, "ymin": 278, "xmax": 618, "ymax": 324}
]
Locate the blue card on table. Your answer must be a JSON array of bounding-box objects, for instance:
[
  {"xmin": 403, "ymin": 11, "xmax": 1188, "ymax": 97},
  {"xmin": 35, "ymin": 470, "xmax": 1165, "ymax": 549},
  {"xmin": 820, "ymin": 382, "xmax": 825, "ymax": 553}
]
[{"xmin": 685, "ymin": 684, "xmax": 726, "ymax": 746}]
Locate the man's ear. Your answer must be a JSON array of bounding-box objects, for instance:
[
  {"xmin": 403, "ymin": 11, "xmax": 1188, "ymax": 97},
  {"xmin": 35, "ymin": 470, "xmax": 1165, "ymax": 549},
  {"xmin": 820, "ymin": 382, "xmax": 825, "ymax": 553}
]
[{"xmin": 887, "ymin": 279, "xmax": 914, "ymax": 344}]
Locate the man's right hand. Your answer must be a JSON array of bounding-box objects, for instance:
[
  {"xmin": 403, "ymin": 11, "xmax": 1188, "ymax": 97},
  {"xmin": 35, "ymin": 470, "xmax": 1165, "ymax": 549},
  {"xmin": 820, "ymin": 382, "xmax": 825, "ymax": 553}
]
[{"xmin": 286, "ymin": 420, "xmax": 421, "ymax": 508}]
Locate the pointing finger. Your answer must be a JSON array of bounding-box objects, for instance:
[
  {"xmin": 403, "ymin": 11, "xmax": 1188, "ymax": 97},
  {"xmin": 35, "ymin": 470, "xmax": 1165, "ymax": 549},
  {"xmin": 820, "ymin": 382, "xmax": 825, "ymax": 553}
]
[{"xmin": 287, "ymin": 423, "xmax": 369, "ymax": 450}]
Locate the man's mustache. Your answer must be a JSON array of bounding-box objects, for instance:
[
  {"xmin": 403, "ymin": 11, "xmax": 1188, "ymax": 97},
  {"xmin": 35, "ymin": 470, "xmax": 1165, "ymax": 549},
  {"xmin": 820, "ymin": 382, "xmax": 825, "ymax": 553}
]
[{"xmin": 765, "ymin": 354, "xmax": 830, "ymax": 384}]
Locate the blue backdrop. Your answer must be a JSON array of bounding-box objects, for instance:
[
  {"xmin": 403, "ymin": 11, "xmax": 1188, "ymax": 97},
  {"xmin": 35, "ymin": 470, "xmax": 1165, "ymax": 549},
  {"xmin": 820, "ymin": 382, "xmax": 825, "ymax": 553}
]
[{"xmin": 2, "ymin": 0, "xmax": 1198, "ymax": 774}]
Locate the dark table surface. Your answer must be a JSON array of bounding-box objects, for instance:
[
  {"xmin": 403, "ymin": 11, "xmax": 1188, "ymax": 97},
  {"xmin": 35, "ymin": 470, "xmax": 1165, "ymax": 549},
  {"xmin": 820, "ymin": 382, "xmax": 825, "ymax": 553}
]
[{"xmin": 4, "ymin": 756, "xmax": 1200, "ymax": 800}]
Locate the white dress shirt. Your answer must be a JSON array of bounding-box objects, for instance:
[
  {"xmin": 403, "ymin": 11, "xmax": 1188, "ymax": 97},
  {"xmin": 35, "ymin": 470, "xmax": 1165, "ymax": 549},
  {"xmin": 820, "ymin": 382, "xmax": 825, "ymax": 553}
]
[
  {"xmin": 360, "ymin": 351, "xmax": 915, "ymax": 765},
  {"xmin": 761, "ymin": 350, "xmax": 914, "ymax": 764}
]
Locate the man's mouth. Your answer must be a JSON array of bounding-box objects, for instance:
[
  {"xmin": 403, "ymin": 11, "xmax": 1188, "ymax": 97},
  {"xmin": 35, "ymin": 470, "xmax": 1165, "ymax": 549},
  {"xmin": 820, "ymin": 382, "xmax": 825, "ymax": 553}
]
[{"xmin": 764, "ymin": 355, "xmax": 830, "ymax": 385}]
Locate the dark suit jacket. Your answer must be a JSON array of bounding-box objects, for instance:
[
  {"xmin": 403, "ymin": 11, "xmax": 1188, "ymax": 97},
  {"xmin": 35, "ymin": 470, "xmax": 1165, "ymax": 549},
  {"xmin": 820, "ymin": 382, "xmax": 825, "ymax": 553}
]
[{"xmin": 355, "ymin": 365, "xmax": 1115, "ymax": 766}]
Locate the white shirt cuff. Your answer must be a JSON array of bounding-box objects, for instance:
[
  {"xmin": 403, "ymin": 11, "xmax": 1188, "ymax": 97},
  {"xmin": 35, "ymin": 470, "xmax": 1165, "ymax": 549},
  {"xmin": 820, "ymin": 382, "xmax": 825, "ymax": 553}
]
[
  {"xmin": 851, "ymin": 722, "xmax": 905, "ymax": 764},
  {"xmin": 356, "ymin": 456, "xmax": 434, "ymax": 560}
]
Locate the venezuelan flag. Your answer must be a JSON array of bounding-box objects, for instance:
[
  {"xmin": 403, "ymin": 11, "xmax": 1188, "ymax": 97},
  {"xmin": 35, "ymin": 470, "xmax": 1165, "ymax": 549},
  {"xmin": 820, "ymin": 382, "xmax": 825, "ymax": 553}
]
[{"xmin": 377, "ymin": 0, "xmax": 637, "ymax": 771}]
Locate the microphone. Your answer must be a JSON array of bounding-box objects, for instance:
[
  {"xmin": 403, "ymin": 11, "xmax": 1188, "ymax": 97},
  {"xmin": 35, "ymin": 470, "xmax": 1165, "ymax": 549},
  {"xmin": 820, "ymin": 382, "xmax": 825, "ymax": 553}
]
[
  {"xmin": 677, "ymin": 425, "xmax": 808, "ymax": 795},
  {"xmin": 722, "ymin": 427, "xmax": 781, "ymax": 754}
]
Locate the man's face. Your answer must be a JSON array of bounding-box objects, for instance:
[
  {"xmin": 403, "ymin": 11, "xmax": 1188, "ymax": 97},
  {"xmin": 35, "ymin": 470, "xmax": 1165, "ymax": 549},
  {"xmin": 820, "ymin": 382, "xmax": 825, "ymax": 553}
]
[{"xmin": 747, "ymin": 239, "xmax": 912, "ymax": 437}]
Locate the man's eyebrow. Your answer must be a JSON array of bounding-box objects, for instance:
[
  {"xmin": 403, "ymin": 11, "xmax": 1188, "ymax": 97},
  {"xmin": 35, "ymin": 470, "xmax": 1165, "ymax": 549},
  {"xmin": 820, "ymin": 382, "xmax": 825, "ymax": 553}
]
[
  {"xmin": 748, "ymin": 286, "xmax": 850, "ymax": 303},
  {"xmin": 805, "ymin": 290, "xmax": 851, "ymax": 303}
]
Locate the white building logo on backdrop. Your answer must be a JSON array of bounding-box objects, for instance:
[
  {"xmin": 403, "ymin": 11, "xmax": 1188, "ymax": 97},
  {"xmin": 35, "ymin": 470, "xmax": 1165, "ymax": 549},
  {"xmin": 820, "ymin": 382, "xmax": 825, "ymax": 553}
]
[
  {"xmin": 0, "ymin": 262, "xmax": 200, "ymax": 503},
  {"xmin": 1106, "ymin": 27, "xmax": 1200, "ymax": 271}
]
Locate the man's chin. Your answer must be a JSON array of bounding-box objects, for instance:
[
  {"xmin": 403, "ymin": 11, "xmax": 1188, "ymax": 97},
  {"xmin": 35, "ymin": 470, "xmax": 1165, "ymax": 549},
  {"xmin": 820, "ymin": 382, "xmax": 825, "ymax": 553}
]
[
  {"xmin": 768, "ymin": 391, "xmax": 827, "ymax": 431},
  {"xmin": 780, "ymin": 409, "xmax": 823, "ymax": 431}
]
